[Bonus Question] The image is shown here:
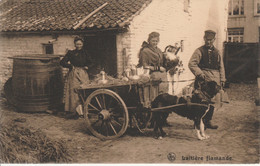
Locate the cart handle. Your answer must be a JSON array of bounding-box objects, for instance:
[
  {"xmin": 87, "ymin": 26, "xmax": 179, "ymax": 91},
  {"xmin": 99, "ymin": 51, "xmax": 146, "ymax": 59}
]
[{"xmin": 150, "ymin": 103, "xmax": 209, "ymax": 112}]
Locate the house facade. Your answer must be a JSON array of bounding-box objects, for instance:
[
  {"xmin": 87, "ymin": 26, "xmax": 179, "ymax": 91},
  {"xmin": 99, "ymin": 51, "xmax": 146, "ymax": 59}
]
[
  {"xmin": 227, "ymin": 0, "xmax": 260, "ymax": 43},
  {"xmin": 117, "ymin": 0, "xmax": 229, "ymax": 93},
  {"xmin": 0, "ymin": 0, "xmax": 229, "ymax": 94}
]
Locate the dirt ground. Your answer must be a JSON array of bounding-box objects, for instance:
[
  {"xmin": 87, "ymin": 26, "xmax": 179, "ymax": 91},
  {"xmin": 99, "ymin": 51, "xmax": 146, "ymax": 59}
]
[{"xmin": 0, "ymin": 82, "xmax": 259, "ymax": 164}]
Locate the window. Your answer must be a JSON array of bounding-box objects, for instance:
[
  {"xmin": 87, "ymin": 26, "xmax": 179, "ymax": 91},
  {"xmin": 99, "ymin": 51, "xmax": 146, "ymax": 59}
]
[
  {"xmin": 42, "ymin": 44, "xmax": 53, "ymax": 54},
  {"xmin": 254, "ymin": 0, "xmax": 260, "ymax": 16},
  {"xmin": 228, "ymin": 0, "xmax": 244, "ymax": 16},
  {"xmin": 227, "ymin": 28, "xmax": 244, "ymax": 43}
]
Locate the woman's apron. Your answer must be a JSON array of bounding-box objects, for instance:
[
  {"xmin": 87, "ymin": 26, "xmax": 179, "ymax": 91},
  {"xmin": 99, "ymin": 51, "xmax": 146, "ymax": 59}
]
[
  {"xmin": 150, "ymin": 71, "xmax": 168, "ymax": 95},
  {"xmin": 63, "ymin": 67, "xmax": 89, "ymax": 113}
]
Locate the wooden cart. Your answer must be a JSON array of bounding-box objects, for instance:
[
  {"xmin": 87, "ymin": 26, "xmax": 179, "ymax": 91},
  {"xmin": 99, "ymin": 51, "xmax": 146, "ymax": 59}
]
[
  {"xmin": 77, "ymin": 78, "xmax": 209, "ymax": 140},
  {"xmin": 77, "ymin": 78, "xmax": 161, "ymax": 140}
]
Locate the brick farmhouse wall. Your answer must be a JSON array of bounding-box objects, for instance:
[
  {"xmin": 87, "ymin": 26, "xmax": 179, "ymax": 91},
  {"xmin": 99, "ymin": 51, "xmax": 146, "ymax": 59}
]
[
  {"xmin": 0, "ymin": 34, "xmax": 75, "ymax": 90},
  {"xmin": 116, "ymin": 0, "xmax": 229, "ymax": 94},
  {"xmin": 0, "ymin": 0, "xmax": 229, "ymax": 94}
]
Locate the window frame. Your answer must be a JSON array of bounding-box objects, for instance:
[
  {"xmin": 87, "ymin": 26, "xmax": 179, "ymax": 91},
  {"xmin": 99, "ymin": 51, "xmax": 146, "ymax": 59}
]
[
  {"xmin": 42, "ymin": 43, "xmax": 54, "ymax": 54},
  {"xmin": 254, "ymin": 0, "xmax": 260, "ymax": 16},
  {"xmin": 228, "ymin": 0, "xmax": 245, "ymax": 17},
  {"xmin": 227, "ymin": 28, "xmax": 244, "ymax": 43}
]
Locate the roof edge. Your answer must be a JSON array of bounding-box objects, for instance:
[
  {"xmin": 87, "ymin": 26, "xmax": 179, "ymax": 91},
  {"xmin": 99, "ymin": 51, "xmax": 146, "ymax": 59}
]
[
  {"xmin": 118, "ymin": 0, "xmax": 153, "ymax": 27},
  {"xmin": 0, "ymin": 27, "xmax": 128, "ymax": 35}
]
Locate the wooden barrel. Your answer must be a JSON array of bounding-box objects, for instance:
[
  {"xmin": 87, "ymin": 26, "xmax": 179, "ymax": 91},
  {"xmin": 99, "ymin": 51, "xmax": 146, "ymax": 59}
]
[{"xmin": 10, "ymin": 55, "xmax": 63, "ymax": 112}]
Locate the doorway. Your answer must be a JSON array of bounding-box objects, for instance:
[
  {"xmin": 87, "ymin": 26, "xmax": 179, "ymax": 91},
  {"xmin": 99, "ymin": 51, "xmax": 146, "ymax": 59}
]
[{"xmin": 84, "ymin": 34, "xmax": 117, "ymax": 78}]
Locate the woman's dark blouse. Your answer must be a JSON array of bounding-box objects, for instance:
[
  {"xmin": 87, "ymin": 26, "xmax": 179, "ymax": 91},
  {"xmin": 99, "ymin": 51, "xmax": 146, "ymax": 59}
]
[{"xmin": 60, "ymin": 49, "xmax": 93, "ymax": 69}]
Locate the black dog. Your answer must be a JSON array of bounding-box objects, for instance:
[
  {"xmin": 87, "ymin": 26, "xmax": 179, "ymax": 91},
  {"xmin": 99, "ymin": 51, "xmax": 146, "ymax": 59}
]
[{"xmin": 151, "ymin": 81, "xmax": 220, "ymax": 140}]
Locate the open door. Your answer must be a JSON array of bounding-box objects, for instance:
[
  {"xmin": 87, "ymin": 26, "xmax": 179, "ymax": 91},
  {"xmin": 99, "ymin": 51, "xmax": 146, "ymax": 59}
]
[{"xmin": 84, "ymin": 34, "xmax": 117, "ymax": 78}]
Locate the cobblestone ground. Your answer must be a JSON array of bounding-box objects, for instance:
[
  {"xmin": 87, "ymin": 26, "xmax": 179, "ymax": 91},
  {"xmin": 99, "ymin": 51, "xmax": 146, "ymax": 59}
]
[{"xmin": 0, "ymin": 82, "xmax": 259, "ymax": 163}]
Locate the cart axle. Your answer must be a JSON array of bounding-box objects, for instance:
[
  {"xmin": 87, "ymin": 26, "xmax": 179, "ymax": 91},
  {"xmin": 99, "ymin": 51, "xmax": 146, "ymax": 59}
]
[{"xmin": 99, "ymin": 110, "xmax": 110, "ymax": 120}]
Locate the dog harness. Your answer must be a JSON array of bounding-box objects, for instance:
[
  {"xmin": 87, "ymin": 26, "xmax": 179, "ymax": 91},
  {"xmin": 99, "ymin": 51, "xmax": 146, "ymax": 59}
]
[{"xmin": 193, "ymin": 89, "xmax": 213, "ymax": 104}]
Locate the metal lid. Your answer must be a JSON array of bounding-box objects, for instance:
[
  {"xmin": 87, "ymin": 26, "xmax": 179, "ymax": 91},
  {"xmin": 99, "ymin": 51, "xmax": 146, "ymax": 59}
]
[{"xmin": 9, "ymin": 54, "xmax": 63, "ymax": 60}]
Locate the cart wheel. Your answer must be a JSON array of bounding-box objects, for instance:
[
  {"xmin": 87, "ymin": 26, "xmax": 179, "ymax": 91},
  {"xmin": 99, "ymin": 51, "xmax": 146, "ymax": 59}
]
[
  {"xmin": 132, "ymin": 108, "xmax": 152, "ymax": 133},
  {"xmin": 84, "ymin": 89, "xmax": 129, "ymax": 140}
]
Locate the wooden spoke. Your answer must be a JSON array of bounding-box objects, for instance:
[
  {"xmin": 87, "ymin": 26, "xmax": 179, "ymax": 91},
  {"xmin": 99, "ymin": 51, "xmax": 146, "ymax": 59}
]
[
  {"xmin": 132, "ymin": 115, "xmax": 144, "ymax": 134},
  {"xmin": 88, "ymin": 103, "xmax": 101, "ymax": 112},
  {"xmin": 105, "ymin": 121, "xmax": 109, "ymax": 136},
  {"xmin": 132, "ymin": 110, "xmax": 152, "ymax": 133},
  {"xmin": 106, "ymin": 96, "xmax": 113, "ymax": 109},
  {"xmin": 109, "ymin": 122, "xmax": 117, "ymax": 135},
  {"xmin": 111, "ymin": 118, "xmax": 122, "ymax": 127},
  {"xmin": 88, "ymin": 108, "xmax": 99, "ymax": 111},
  {"xmin": 102, "ymin": 93, "xmax": 106, "ymax": 109},
  {"xmin": 111, "ymin": 112, "xmax": 124, "ymax": 117},
  {"xmin": 98, "ymin": 121, "xmax": 104, "ymax": 134},
  {"xmin": 108, "ymin": 103, "xmax": 123, "ymax": 113},
  {"xmin": 88, "ymin": 108, "xmax": 100, "ymax": 114},
  {"xmin": 84, "ymin": 89, "xmax": 129, "ymax": 140},
  {"xmin": 95, "ymin": 96, "xmax": 103, "ymax": 110},
  {"xmin": 91, "ymin": 119, "xmax": 100, "ymax": 127},
  {"xmin": 87, "ymin": 112, "xmax": 99, "ymax": 119}
]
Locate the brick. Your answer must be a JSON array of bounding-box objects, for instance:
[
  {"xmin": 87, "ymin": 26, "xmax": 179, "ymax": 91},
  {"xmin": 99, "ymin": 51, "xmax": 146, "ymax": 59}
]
[{"xmin": 0, "ymin": 0, "xmax": 228, "ymax": 96}]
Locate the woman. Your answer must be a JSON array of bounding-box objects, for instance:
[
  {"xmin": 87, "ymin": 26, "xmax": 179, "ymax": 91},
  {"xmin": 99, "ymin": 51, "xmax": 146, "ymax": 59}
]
[
  {"xmin": 138, "ymin": 32, "xmax": 167, "ymax": 94},
  {"xmin": 138, "ymin": 32, "xmax": 171, "ymax": 127},
  {"xmin": 60, "ymin": 36, "xmax": 93, "ymax": 119}
]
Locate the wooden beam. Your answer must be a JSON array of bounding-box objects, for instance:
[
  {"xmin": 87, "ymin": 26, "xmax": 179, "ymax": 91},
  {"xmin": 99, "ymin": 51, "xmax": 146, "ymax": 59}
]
[{"xmin": 73, "ymin": 2, "xmax": 108, "ymax": 30}]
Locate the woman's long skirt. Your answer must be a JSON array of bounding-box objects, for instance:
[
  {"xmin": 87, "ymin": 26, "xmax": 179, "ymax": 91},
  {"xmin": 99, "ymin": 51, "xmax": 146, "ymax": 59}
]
[{"xmin": 63, "ymin": 67, "xmax": 89, "ymax": 113}]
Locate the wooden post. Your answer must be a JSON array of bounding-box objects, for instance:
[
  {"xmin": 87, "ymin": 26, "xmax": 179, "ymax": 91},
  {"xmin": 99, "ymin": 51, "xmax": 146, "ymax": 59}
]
[{"xmin": 73, "ymin": 2, "xmax": 108, "ymax": 30}]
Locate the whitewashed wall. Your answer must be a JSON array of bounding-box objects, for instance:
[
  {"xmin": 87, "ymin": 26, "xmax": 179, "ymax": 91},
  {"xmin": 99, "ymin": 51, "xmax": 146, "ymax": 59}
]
[
  {"xmin": 117, "ymin": 0, "xmax": 229, "ymax": 94},
  {"xmin": 0, "ymin": 34, "xmax": 75, "ymax": 89},
  {"xmin": 1, "ymin": 0, "xmax": 229, "ymax": 94},
  {"xmin": 190, "ymin": 0, "xmax": 229, "ymax": 49}
]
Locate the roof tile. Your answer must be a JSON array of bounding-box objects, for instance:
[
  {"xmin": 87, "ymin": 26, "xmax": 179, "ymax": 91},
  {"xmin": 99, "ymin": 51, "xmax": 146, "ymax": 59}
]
[{"xmin": 0, "ymin": 0, "xmax": 152, "ymax": 32}]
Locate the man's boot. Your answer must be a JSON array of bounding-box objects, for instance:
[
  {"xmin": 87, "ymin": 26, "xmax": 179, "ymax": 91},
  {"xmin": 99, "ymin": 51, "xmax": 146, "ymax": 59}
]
[{"xmin": 205, "ymin": 120, "xmax": 218, "ymax": 129}]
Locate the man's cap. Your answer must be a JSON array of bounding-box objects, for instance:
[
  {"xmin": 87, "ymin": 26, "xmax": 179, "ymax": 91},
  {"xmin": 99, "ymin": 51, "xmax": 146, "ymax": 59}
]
[{"xmin": 204, "ymin": 30, "xmax": 216, "ymax": 40}]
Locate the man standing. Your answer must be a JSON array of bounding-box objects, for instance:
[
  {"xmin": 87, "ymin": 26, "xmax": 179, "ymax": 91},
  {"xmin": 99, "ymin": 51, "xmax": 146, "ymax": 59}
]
[{"xmin": 188, "ymin": 30, "xmax": 226, "ymax": 129}]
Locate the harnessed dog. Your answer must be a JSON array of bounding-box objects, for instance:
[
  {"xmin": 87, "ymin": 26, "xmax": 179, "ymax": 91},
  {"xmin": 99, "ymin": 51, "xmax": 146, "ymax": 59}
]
[{"xmin": 151, "ymin": 80, "xmax": 220, "ymax": 140}]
